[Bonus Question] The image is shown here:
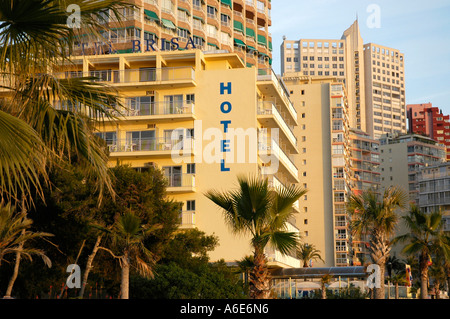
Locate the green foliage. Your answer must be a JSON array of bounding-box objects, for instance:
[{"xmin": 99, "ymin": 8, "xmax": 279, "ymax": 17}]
[{"xmin": 130, "ymin": 229, "xmax": 247, "ymax": 299}]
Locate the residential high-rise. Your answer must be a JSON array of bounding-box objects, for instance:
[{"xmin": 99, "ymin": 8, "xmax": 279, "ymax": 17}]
[
  {"xmin": 56, "ymin": 49, "xmax": 300, "ymax": 268},
  {"xmin": 282, "ymin": 74, "xmax": 349, "ymax": 267},
  {"xmin": 281, "ymin": 20, "xmax": 406, "ymax": 140},
  {"xmin": 281, "ymin": 20, "xmax": 365, "ymax": 132},
  {"xmin": 364, "ymin": 43, "xmax": 406, "ymax": 139},
  {"xmin": 407, "ymin": 102, "xmax": 450, "ymax": 160},
  {"xmin": 71, "ymin": 0, "xmax": 273, "ymax": 70},
  {"xmin": 282, "ymin": 73, "xmax": 380, "ymax": 267}
]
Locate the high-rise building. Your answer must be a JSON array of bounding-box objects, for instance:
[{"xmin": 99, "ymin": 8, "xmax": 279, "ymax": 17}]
[
  {"xmin": 71, "ymin": 0, "xmax": 273, "ymax": 70},
  {"xmin": 364, "ymin": 43, "xmax": 406, "ymax": 139},
  {"xmin": 282, "ymin": 74, "xmax": 380, "ymax": 267},
  {"xmin": 407, "ymin": 102, "xmax": 450, "ymax": 160},
  {"xmin": 57, "ymin": 49, "xmax": 301, "ymax": 268},
  {"xmin": 281, "ymin": 20, "xmax": 406, "ymax": 140}
]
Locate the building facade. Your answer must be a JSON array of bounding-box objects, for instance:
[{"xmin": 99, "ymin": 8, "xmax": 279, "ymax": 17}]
[
  {"xmin": 417, "ymin": 163, "xmax": 450, "ymax": 232},
  {"xmin": 282, "ymin": 74, "xmax": 379, "ymax": 267},
  {"xmin": 57, "ymin": 49, "xmax": 301, "ymax": 268},
  {"xmin": 407, "ymin": 102, "xmax": 450, "ymax": 160},
  {"xmin": 281, "ymin": 20, "xmax": 406, "ymax": 140},
  {"xmin": 363, "ymin": 43, "xmax": 406, "ymax": 139},
  {"xmin": 72, "ymin": 0, "xmax": 273, "ymax": 70}
]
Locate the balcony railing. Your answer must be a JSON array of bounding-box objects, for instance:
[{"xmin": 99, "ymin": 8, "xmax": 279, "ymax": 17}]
[
  {"xmin": 123, "ymin": 100, "xmax": 195, "ymax": 117},
  {"xmin": 259, "ymin": 141, "xmax": 298, "ymax": 179},
  {"xmin": 179, "ymin": 211, "xmax": 195, "ymax": 227},
  {"xmin": 165, "ymin": 173, "xmax": 195, "ymax": 188},
  {"xmin": 258, "ymin": 101, "xmax": 297, "ymax": 147},
  {"xmin": 257, "ymin": 68, "xmax": 297, "ymax": 122},
  {"xmin": 108, "ymin": 138, "xmax": 194, "ymax": 153},
  {"xmin": 60, "ymin": 67, "xmax": 195, "ymax": 84}
]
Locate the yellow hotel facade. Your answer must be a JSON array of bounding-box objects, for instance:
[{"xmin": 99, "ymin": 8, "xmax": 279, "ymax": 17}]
[{"xmin": 59, "ymin": 49, "xmax": 301, "ymax": 267}]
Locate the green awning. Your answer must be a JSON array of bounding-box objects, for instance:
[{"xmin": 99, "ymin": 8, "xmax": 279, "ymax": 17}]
[
  {"xmin": 257, "ymin": 34, "xmax": 267, "ymax": 46},
  {"xmin": 207, "ymin": 42, "xmax": 219, "ymax": 49},
  {"xmin": 193, "ymin": 15, "xmax": 204, "ymax": 23},
  {"xmin": 269, "ymin": 41, "xmax": 272, "ymax": 51},
  {"xmin": 161, "ymin": 18, "xmax": 176, "ymax": 30},
  {"xmin": 234, "ymin": 38, "xmax": 246, "ymax": 47},
  {"xmin": 144, "ymin": 9, "xmax": 159, "ymax": 21},
  {"xmin": 247, "ymin": 45, "xmax": 256, "ymax": 51},
  {"xmin": 233, "ymin": 20, "xmax": 244, "ymax": 33},
  {"xmin": 178, "ymin": 7, "xmax": 191, "ymax": 15},
  {"xmin": 220, "ymin": 0, "xmax": 232, "ymax": 8},
  {"xmin": 246, "ymin": 27, "xmax": 256, "ymax": 39},
  {"xmin": 178, "ymin": 26, "xmax": 191, "ymax": 33},
  {"xmin": 116, "ymin": 48, "xmax": 133, "ymax": 54}
]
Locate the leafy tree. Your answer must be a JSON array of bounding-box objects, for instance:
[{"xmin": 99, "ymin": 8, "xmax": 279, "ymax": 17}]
[
  {"xmin": 205, "ymin": 175, "xmax": 306, "ymax": 299},
  {"xmin": 130, "ymin": 229, "xmax": 247, "ymax": 299}
]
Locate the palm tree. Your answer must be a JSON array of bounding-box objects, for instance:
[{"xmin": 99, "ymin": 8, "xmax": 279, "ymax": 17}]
[
  {"xmin": 347, "ymin": 186, "xmax": 407, "ymax": 299},
  {"xmin": 296, "ymin": 243, "xmax": 324, "ymax": 267},
  {"xmin": 0, "ymin": 203, "xmax": 53, "ymax": 297},
  {"xmin": 98, "ymin": 212, "xmax": 160, "ymax": 299},
  {"xmin": 205, "ymin": 175, "xmax": 306, "ymax": 299},
  {"xmin": 1, "ymin": 0, "xmax": 129, "ymax": 298},
  {"xmin": 394, "ymin": 205, "xmax": 450, "ymax": 299},
  {"xmin": 385, "ymin": 255, "xmax": 405, "ymax": 299},
  {"xmin": 320, "ymin": 274, "xmax": 332, "ymax": 299},
  {"xmin": 0, "ymin": 0, "xmax": 131, "ymax": 204}
]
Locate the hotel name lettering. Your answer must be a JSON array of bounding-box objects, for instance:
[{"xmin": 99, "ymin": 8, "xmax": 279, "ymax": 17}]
[{"xmin": 73, "ymin": 37, "xmax": 198, "ymax": 55}]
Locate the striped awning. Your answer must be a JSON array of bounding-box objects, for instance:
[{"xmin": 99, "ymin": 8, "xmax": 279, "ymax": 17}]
[{"xmin": 161, "ymin": 18, "xmax": 176, "ymax": 30}]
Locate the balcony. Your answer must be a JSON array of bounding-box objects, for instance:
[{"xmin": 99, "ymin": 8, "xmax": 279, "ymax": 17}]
[
  {"xmin": 257, "ymin": 101, "xmax": 297, "ymax": 152},
  {"xmin": 257, "ymin": 68, "xmax": 297, "ymax": 124},
  {"xmin": 165, "ymin": 173, "xmax": 196, "ymax": 193},
  {"xmin": 259, "ymin": 141, "xmax": 299, "ymax": 182},
  {"xmin": 61, "ymin": 66, "xmax": 196, "ymax": 88},
  {"xmin": 113, "ymin": 100, "xmax": 195, "ymax": 122},
  {"xmin": 107, "ymin": 138, "xmax": 195, "ymax": 158},
  {"xmin": 179, "ymin": 211, "xmax": 196, "ymax": 229}
]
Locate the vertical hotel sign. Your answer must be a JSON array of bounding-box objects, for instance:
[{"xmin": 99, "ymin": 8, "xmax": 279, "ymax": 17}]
[{"xmin": 220, "ymin": 82, "xmax": 232, "ymax": 172}]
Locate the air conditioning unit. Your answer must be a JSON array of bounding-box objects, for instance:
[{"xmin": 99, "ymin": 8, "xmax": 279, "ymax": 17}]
[{"xmin": 146, "ymin": 90, "xmax": 155, "ymax": 95}]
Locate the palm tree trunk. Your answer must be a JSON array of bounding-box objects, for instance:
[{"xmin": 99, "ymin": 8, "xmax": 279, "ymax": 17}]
[
  {"xmin": 374, "ymin": 262, "xmax": 385, "ymax": 299},
  {"xmin": 249, "ymin": 245, "xmax": 270, "ymax": 299},
  {"xmin": 4, "ymin": 240, "xmax": 23, "ymax": 298},
  {"xmin": 419, "ymin": 253, "xmax": 429, "ymax": 299},
  {"xmin": 5, "ymin": 198, "xmax": 26, "ymax": 298},
  {"xmin": 79, "ymin": 235, "xmax": 102, "ymax": 298},
  {"xmin": 395, "ymin": 282, "xmax": 399, "ymax": 299},
  {"xmin": 120, "ymin": 252, "xmax": 130, "ymax": 299}
]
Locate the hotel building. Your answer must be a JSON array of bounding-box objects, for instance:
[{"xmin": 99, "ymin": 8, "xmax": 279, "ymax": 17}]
[
  {"xmin": 407, "ymin": 102, "xmax": 450, "ymax": 161},
  {"xmin": 56, "ymin": 49, "xmax": 301, "ymax": 268},
  {"xmin": 281, "ymin": 20, "xmax": 406, "ymax": 140},
  {"xmin": 72, "ymin": 0, "xmax": 273, "ymax": 69}
]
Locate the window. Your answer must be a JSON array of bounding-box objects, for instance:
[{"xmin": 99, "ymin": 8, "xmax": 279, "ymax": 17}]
[
  {"xmin": 186, "ymin": 200, "xmax": 195, "ymax": 211},
  {"xmin": 187, "ymin": 163, "xmax": 196, "ymax": 174}
]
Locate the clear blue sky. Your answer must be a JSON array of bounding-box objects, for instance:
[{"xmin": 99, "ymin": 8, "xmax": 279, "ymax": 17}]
[{"xmin": 270, "ymin": 0, "xmax": 450, "ymax": 113}]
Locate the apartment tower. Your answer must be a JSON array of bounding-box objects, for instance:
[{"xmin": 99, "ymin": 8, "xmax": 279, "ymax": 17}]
[
  {"xmin": 281, "ymin": 20, "xmax": 406, "ymax": 140},
  {"xmin": 407, "ymin": 102, "xmax": 450, "ymax": 161}
]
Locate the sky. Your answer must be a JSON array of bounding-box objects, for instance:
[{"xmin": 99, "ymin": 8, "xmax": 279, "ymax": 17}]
[{"xmin": 270, "ymin": 0, "xmax": 450, "ymax": 114}]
